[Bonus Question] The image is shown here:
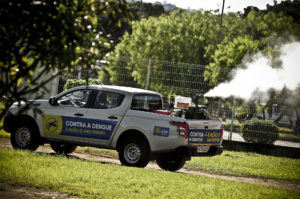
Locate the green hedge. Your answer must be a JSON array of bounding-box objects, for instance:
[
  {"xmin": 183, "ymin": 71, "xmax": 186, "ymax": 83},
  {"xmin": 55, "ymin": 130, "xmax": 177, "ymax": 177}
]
[
  {"xmin": 63, "ymin": 79, "xmax": 102, "ymax": 90},
  {"xmin": 279, "ymin": 127, "xmax": 292, "ymax": 134},
  {"xmin": 224, "ymin": 123, "xmax": 242, "ymax": 132},
  {"xmin": 241, "ymin": 119, "xmax": 279, "ymax": 144}
]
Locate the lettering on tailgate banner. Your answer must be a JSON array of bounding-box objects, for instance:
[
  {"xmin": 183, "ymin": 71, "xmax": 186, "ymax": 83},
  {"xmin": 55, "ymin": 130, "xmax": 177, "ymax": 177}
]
[
  {"xmin": 188, "ymin": 129, "xmax": 222, "ymax": 144},
  {"xmin": 153, "ymin": 126, "xmax": 169, "ymax": 137},
  {"xmin": 43, "ymin": 114, "xmax": 117, "ymax": 140}
]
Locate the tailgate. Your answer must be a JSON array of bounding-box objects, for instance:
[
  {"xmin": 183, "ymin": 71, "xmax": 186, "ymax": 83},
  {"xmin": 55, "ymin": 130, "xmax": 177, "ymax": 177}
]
[{"xmin": 187, "ymin": 120, "xmax": 222, "ymax": 145}]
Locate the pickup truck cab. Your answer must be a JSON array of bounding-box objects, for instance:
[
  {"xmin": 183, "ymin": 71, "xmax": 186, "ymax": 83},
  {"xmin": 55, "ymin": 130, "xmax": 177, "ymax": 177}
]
[{"xmin": 4, "ymin": 85, "xmax": 223, "ymax": 171}]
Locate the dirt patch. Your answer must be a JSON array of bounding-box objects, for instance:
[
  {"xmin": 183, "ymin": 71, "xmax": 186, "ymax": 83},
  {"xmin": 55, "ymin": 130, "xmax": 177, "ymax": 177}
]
[
  {"xmin": 0, "ymin": 137, "xmax": 299, "ymax": 194},
  {"xmin": 0, "ymin": 182, "xmax": 81, "ymax": 199}
]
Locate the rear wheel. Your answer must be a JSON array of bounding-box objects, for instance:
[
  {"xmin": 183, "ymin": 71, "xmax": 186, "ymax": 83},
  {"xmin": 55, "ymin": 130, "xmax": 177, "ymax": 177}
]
[
  {"xmin": 118, "ymin": 136, "xmax": 150, "ymax": 168},
  {"xmin": 50, "ymin": 143, "xmax": 77, "ymax": 155},
  {"xmin": 156, "ymin": 156, "xmax": 186, "ymax": 171},
  {"xmin": 10, "ymin": 123, "xmax": 39, "ymax": 151}
]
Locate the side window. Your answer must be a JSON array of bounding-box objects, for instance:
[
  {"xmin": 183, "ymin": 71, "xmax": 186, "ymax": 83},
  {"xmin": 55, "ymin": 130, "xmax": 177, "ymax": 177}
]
[
  {"xmin": 93, "ymin": 91, "xmax": 125, "ymax": 109},
  {"xmin": 57, "ymin": 90, "xmax": 91, "ymax": 108},
  {"xmin": 131, "ymin": 94, "xmax": 162, "ymax": 111}
]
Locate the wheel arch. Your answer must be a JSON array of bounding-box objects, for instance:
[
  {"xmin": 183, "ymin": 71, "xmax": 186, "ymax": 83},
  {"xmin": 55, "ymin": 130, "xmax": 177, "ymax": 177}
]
[
  {"xmin": 13, "ymin": 114, "xmax": 41, "ymax": 136},
  {"xmin": 116, "ymin": 129, "xmax": 151, "ymax": 152}
]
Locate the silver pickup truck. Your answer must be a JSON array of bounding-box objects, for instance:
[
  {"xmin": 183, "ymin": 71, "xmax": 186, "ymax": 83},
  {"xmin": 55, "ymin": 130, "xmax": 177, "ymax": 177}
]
[{"xmin": 3, "ymin": 85, "xmax": 223, "ymax": 171}]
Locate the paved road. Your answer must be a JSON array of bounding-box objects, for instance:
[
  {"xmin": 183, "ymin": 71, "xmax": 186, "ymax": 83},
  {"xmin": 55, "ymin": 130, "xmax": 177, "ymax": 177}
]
[{"xmin": 223, "ymin": 130, "xmax": 300, "ymax": 148}]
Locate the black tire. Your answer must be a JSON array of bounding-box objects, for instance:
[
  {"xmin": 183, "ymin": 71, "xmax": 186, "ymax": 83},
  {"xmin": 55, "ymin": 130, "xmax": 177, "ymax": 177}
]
[
  {"xmin": 118, "ymin": 136, "xmax": 150, "ymax": 168},
  {"xmin": 156, "ymin": 156, "xmax": 186, "ymax": 171},
  {"xmin": 50, "ymin": 143, "xmax": 77, "ymax": 155},
  {"xmin": 10, "ymin": 123, "xmax": 40, "ymax": 151}
]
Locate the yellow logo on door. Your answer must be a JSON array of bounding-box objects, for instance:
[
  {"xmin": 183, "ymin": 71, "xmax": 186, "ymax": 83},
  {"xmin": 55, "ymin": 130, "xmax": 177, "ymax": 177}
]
[{"xmin": 43, "ymin": 114, "xmax": 63, "ymax": 135}]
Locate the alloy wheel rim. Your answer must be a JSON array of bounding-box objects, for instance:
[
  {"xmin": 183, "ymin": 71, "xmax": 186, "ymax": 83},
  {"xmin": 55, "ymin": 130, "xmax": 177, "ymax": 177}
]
[
  {"xmin": 15, "ymin": 127, "xmax": 31, "ymax": 147},
  {"xmin": 124, "ymin": 143, "xmax": 141, "ymax": 164}
]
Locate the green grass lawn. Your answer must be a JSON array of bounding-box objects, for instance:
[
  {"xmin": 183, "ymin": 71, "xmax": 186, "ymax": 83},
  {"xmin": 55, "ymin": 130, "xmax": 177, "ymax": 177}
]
[
  {"xmin": 186, "ymin": 151, "xmax": 300, "ymax": 183},
  {"xmin": 0, "ymin": 130, "xmax": 9, "ymax": 139},
  {"xmin": 0, "ymin": 148, "xmax": 298, "ymax": 199},
  {"xmin": 77, "ymin": 147, "xmax": 300, "ymax": 183},
  {"xmin": 1, "ymin": 133, "xmax": 299, "ymax": 183},
  {"xmin": 0, "ymin": 119, "xmax": 10, "ymax": 139}
]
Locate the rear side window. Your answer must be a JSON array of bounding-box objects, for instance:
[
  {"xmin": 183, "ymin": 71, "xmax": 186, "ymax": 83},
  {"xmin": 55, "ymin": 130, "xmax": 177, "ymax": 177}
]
[
  {"xmin": 131, "ymin": 94, "xmax": 162, "ymax": 111},
  {"xmin": 93, "ymin": 91, "xmax": 125, "ymax": 109}
]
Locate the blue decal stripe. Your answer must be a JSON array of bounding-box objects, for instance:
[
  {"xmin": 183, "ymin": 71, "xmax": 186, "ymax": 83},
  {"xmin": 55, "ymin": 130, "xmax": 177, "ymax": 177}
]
[
  {"xmin": 61, "ymin": 116, "xmax": 117, "ymax": 140},
  {"xmin": 188, "ymin": 129, "xmax": 222, "ymax": 144}
]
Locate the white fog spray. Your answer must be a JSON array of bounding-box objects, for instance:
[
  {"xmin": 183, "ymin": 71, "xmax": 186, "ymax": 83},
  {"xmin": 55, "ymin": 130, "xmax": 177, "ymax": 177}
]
[{"xmin": 205, "ymin": 42, "xmax": 300, "ymax": 100}]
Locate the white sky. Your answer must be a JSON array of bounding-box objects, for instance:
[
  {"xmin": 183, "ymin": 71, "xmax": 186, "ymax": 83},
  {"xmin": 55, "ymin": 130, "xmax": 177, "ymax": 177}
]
[{"xmin": 142, "ymin": 0, "xmax": 284, "ymax": 13}]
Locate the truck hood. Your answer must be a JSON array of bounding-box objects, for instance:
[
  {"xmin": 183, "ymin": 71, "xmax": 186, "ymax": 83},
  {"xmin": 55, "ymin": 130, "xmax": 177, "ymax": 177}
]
[{"xmin": 9, "ymin": 100, "xmax": 49, "ymax": 115}]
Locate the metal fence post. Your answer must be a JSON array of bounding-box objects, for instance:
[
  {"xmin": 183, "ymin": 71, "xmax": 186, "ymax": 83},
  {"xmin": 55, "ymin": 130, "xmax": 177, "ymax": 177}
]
[
  {"xmin": 146, "ymin": 58, "xmax": 151, "ymax": 90},
  {"xmin": 229, "ymin": 97, "xmax": 236, "ymax": 140}
]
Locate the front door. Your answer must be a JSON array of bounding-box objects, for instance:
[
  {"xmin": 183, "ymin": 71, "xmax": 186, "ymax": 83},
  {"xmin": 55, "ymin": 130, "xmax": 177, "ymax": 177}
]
[{"xmin": 42, "ymin": 89, "xmax": 91, "ymax": 143}]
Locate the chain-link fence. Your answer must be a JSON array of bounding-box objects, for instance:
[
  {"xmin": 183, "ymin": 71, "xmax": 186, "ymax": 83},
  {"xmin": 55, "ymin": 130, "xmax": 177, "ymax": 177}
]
[{"xmin": 58, "ymin": 56, "xmax": 300, "ymax": 148}]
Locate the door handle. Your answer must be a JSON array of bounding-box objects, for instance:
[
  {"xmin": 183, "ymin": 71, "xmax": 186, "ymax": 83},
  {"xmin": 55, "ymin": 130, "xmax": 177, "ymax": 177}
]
[
  {"xmin": 74, "ymin": 113, "xmax": 84, "ymax": 117},
  {"xmin": 108, "ymin": 116, "xmax": 118, "ymax": 120}
]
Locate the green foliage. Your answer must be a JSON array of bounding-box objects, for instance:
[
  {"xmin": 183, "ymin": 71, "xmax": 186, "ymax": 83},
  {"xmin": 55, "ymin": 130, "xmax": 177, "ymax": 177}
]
[
  {"xmin": 105, "ymin": 8, "xmax": 300, "ymax": 95},
  {"xmin": 63, "ymin": 79, "xmax": 102, "ymax": 91},
  {"xmin": 224, "ymin": 123, "xmax": 242, "ymax": 132},
  {"xmin": 279, "ymin": 127, "xmax": 293, "ymax": 134},
  {"xmin": 129, "ymin": 2, "xmax": 167, "ymax": 19},
  {"xmin": 235, "ymin": 101, "xmax": 259, "ymax": 123},
  {"xmin": 204, "ymin": 36, "xmax": 260, "ymax": 86},
  {"xmin": 0, "ymin": 0, "xmax": 131, "ymax": 120},
  {"xmin": 265, "ymin": 0, "xmax": 300, "ymax": 25},
  {"xmin": 273, "ymin": 87, "xmax": 300, "ymax": 134},
  {"xmin": 241, "ymin": 119, "xmax": 279, "ymax": 144},
  {"xmin": 104, "ymin": 10, "xmax": 221, "ymax": 95},
  {"xmin": 0, "ymin": 149, "xmax": 298, "ymax": 198},
  {"xmin": 204, "ymin": 10, "xmax": 299, "ymax": 86}
]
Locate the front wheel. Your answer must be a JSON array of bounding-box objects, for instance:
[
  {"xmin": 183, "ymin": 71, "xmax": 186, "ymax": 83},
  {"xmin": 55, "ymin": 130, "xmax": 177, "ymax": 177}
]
[
  {"xmin": 50, "ymin": 143, "xmax": 77, "ymax": 155},
  {"xmin": 156, "ymin": 156, "xmax": 186, "ymax": 171},
  {"xmin": 118, "ymin": 137, "xmax": 150, "ymax": 168},
  {"xmin": 10, "ymin": 123, "xmax": 40, "ymax": 151}
]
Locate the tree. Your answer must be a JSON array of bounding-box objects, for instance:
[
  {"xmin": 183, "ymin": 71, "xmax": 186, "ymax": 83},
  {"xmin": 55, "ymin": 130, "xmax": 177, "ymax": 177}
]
[
  {"xmin": 204, "ymin": 10, "xmax": 300, "ymax": 86},
  {"xmin": 102, "ymin": 10, "xmax": 222, "ymax": 96},
  {"xmin": 274, "ymin": 87, "xmax": 300, "ymax": 134},
  {"xmin": 129, "ymin": 2, "xmax": 166, "ymax": 19},
  {"xmin": 204, "ymin": 36, "xmax": 261, "ymax": 86},
  {"xmin": 266, "ymin": 0, "xmax": 300, "ymax": 25},
  {"xmin": 0, "ymin": 0, "xmax": 131, "ymax": 121},
  {"xmin": 103, "ymin": 9, "xmax": 300, "ymax": 96}
]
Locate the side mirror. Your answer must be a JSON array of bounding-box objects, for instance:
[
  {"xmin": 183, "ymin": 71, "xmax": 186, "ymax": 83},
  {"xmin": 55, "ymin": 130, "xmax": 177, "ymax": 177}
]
[{"xmin": 49, "ymin": 97, "xmax": 58, "ymax": 105}]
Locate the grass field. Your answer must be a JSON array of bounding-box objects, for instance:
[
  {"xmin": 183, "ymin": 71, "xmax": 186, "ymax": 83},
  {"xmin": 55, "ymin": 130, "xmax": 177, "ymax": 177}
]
[
  {"xmin": 0, "ymin": 148, "xmax": 299, "ymax": 199},
  {"xmin": 1, "ymin": 129, "xmax": 299, "ymax": 183},
  {"xmin": 0, "ymin": 119, "xmax": 10, "ymax": 139},
  {"xmin": 77, "ymin": 146, "xmax": 300, "ymax": 183},
  {"xmin": 186, "ymin": 151, "xmax": 300, "ymax": 182},
  {"xmin": 0, "ymin": 129, "xmax": 9, "ymax": 139}
]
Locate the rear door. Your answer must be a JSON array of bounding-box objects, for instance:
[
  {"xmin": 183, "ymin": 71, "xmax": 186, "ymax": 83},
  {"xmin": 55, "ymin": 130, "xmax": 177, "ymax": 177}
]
[{"xmin": 84, "ymin": 90, "xmax": 127, "ymax": 146}]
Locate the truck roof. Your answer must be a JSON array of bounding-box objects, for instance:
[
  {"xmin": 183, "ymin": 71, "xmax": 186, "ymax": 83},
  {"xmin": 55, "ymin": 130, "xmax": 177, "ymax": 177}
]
[{"xmin": 70, "ymin": 85, "xmax": 160, "ymax": 95}]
